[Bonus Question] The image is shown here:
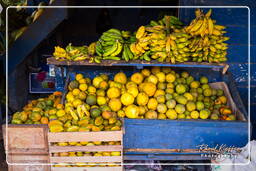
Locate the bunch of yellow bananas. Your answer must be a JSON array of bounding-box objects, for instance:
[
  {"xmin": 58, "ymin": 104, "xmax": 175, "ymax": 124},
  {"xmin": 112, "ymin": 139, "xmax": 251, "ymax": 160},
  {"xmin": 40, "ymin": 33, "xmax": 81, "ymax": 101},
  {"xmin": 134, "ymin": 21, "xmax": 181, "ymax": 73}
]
[
  {"xmin": 185, "ymin": 9, "xmax": 229, "ymax": 62},
  {"xmin": 53, "ymin": 46, "xmax": 70, "ymax": 61}
]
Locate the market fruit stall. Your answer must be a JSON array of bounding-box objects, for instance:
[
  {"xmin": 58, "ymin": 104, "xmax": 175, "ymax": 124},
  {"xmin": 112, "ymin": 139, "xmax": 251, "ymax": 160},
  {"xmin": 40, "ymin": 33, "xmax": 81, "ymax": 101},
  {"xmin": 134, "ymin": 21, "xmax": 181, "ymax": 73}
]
[{"xmin": 3, "ymin": 8, "xmax": 249, "ymax": 167}]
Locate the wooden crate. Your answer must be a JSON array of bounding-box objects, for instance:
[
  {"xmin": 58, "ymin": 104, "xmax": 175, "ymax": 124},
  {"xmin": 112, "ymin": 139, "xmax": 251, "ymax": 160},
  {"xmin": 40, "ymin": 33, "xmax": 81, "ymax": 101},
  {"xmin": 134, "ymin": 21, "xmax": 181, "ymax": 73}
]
[
  {"xmin": 2, "ymin": 124, "xmax": 49, "ymax": 154},
  {"xmin": 48, "ymin": 130, "xmax": 123, "ymax": 171},
  {"xmin": 7, "ymin": 154, "xmax": 50, "ymax": 171}
]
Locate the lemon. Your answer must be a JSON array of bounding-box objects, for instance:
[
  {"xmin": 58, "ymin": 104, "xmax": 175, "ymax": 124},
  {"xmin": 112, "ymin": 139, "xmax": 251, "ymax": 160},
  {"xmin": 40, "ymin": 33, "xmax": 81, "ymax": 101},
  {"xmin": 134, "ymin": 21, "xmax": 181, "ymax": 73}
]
[
  {"xmin": 200, "ymin": 76, "xmax": 208, "ymax": 84},
  {"xmin": 107, "ymin": 87, "xmax": 121, "ymax": 98},
  {"xmin": 121, "ymin": 93, "xmax": 135, "ymax": 106},
  {"xmin": 155, "ymin": 72, "xmax": 165, "ymax": 82},
  {"xmin": 203, "ymin": 88, "xmax": 212, "ymax": 97},
  {"xmin": 141, "ymin": 69, "xmax": 151, "ymax": 77},
  {"xmin": 99, "ymin": 81, "xmax": 108, "ymax": 90},
  {"xmin": 166, "ymin": 99, "xmax": 176, "ymax": 109},
  {"xmin": 147, "ymin": 98, "xmax": 158, "ymax": 110},
  {"xmin": 78, "ymin": 92, "xmax": 87, "ymax": 100},
  {"xmin": 108, "ymin": 98, "xmax": 122, "ymax": 112},
  {"xmin": 178, "ymin": 113, "xmax": 186, "ymax": 119},
  {"xmin": 111, "ymin": 151, "xmax": 121, "ymax": 156},
  {"xmin": 79, "ymin": 83, "xmax": 88, "ymax": 91},
  {"xmin": 175, "ymin": 104, "xmax": 185, "ymax": 114},
  {"xmin": 166, "ymin": 109, "xmax": 177, "ymax": 119},
  {"xmin": 147, "ymin": 75, "xmax": 158, "ymax": 84},
  {"xmin": 218, "ymin": 96, "xmax": 227, "ymax": 104},
  {"xmin": 72, "ymin": 88, "xmax": 81, "ymax": 96},
  {"xmin": 184, "ymin": 92, "xmax": 193, "ymax": 101},
  {"xmin": 181, "ymin": 71, "xmax": 189, "ymax": 78},
  {"xmin": 166, "ymin": 73, "xmax": 176, "ymax": 83},
  {"xmin": 186, "ymin": 101, "xmax": 196, "ymax": 112},
  {"xmin": 136, "ymin": 92, "xmax": 149, "ymax": 106},
  {"xmin": 127, "ymin": 87, "xmax": 139, "ymax": 97},
  {"xmin": 75, "ymin": 73, "xmax": 84, "ymax": 81},
  {"xmin": 175, "ymin": 84, "xmax": 186, "ymax": 94},
  {"xmin": 131, "ymin": 72, "xmax": 144, "ymax": 84},
  {"xmin": 200, "ymin": 109, "xmax": 210, "ymax": 119},
  {"xmin": 142, "ymin": 82, "xmax": 156, "ymax": 97},
  {"xmin": 125, "ymin": 104, "xmax": 139, "ymax": 118},
  {"xmin": 138, "ymin": 106, "xmax": 147, "ymax": 115},
  {"xmin": 93, "ymin": 76, "xmax": 104, "ymax": 88},
  {"xmin": 66, "ymin": 92, "xmax": 75, "ymax": 102},
  {"xmin": 117, "ymin": 110, "xmax": 126, "ymax": 118},
  {"xmin": 156, "ymin": 95, "xmax": 165, "ymax": 103},
  {"xmin": 114, "ymin": 72, "xmax": 127, "ymax": 84},
  {"xmin": 151, "ymin": 66, "xmax": 161, "ymax": 75}
]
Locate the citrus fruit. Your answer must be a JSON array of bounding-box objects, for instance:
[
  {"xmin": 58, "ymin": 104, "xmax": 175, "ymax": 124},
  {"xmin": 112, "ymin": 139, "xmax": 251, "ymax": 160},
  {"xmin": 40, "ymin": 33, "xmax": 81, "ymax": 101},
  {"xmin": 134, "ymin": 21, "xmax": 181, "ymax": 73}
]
[
  {"xmin": 175, "ymin": 95, "xmax": 187, "ymax": 105},
  {"xmin": 155, "ymin": 72, "xmax": 165, "ymax": 82},
  {"xmin": 201, "ymin": 84, "xmax": 210, "ymax": 90},
  {"xmin": 186, "ymin": 76, "xmax": 194, "ymax": 85},
  {"xmin": 95, "ymin": 116, "xmax": 104, "ymax": 126},
  {"xmin": 75, "ymin": 74, "xmax": 84, "ymax": 81},
  {"xmin": 157, "ymin": 82, "xmax": 167, "ymax": 90},
  {"xmin": 72, "ymin": 88, "xmax": 81, "ymax": 96},
  {"xmin": 166, "ymin": 109, "xmax": 177, "ymax": 119},
  {"xmin": 97, "ymin": 96, "xmax": 107, "ymax": 106},
  {"xmin": 165, "ymin": 93, "xmax": 173, "ymax": 100},
  {"xmin": 199, "ymin": 109, "xmax": 210, "ymax": 119},
  {"xmin": 217, "ymin": 89, "xmax": 224, "ymax": 96},
  {"xmin": 166, "ymin": 88, "xmax": 174, "ymax": 94},
  {"xmin": 154, "ymin": 89, "xmax": 165, "ymax": 97},
  {"xmin": 107, "ymin": 87, "xmax": 121, "ymax": 98},
  {"xmin": 102, "ymin": 111, "xmax": 112, "ymax": 119},
  {"xmin": 127, "ymin": 87, "xmax": 139, "ymax": 97},
  {"xmin": 145, "ymin": 110, "xmax": 157, "ymax": 119},
  {"xmin": 181, "ymin": 71, "xmax": 189, "ymax": 78},
  {"xmin": 100, "ymin": 74, "xmax": 109, "ymax": 81},
  {"xmin": 126, "ymin": 81, "xmax": 137, "ymax": 89},
  {"xmin": 90, "ymin": 108, "xmax": 102, "ymax": 118},
  {"xmin": 108, "ymin": 98, "xmax": 122, "ymax": 112},
  {"xmin": 86, "ymin": 95, "xmax": 97, "ymax": 105},
  {"xmin": 78, "ymin": 78, "xmax": 86, "ymax": 84},
  {"xmin": 141, "ymin": 69, "xmax": 151, "ymax": 77},
  {"xmin": 147, "ymin": 75, "xmax": 158, "ymax": 84},
  {"xmin": 162, "ymin": 67, "xmax": 171, "ymax": 74},
  {"xmin": 131, "ymin": 72, "xmax": 144, "ymax": 84},
  {"xmin": 156, "ymin": 95, "xmax": 165, "ymax": 103},
  {"xmin": 147, "ymin": 98, "xmax": 158, "ymax": 110},
  {"xmin": 125, "ymin": 104, "xmax": 139, "ymax": 118},
  {"xmin": 93, "ymin": 76, "xmax": 104, "ymax": 88},
  {"xmin": 121, "ymin": 93, "xmax": 135, "ymax": 106},
  {"xmin": 40, "ymin": 117, "xmax": 49, "ymax": 124},
  {"xmin": 142, "ymin": 82, "xmax": 156, "ymax": 97},
  {"xmin": 175, "ymin": 104, "xmax": 185, "ymax": 114},
  {"xmin": 117, "ymin": 110, "xmax": 126, "ymax": 118},
  {"xmin": 186, "ymin": 101, "xmax": 196, "ymax": 112},
  {"xmin": 158, "ymin": 113, "xmax": 167, "ymax": 119},
  {"xmin": 138, "ymin": 106, "xmax": 147, "ymax": 115},
  {"xmin": 218, "ymin": 96, "xmax": 227, "ymax": 104},
  {"xmin": 175, "ymin": 84, "xmax": 186, "ymax": 94},
  {"xmin": 114, "ymin": 72, "xmax": 127, "ymax": 84},
  {"xmin": 190, "ymin": 111, "xmax": 199, "ymax": 119},
  {"xmin": 79, "ymin": 83, "xmax": 88, "ymax": 91},
  {"xmin": 190, "ymin": 81, "xmax": 200, "ymax": 89},
  {"xmin": 178, "ymin": 113, "xmax": 186, "ymax": 119},
  {"xmin": 99, "ymin": 81, "xmax": 108, "ymax": 90},
  {"xmin": 78, "ymin": 92, "xmax": 87, "ymax": 100},
  {"xmin": 88, "ymin": 86, "xmax": 96, "ymax": 94},
  {"xmin": 136, "ymin": 92, "xmax": 149, "ymax": 106},
  {"xmin": 166, "ymin": 73, "xmax": 176, "ymax": 83},
  {"xmin": 96, "ymin": 89, "xmax": 105, "ymax": 97},
  {"xmin": 157, "ymin": 103, "xmax": 167, "ymax": 113},
  {"xmin": 210, "ymin": 114, "xmax": 219, "ymax": 120},
  {"xmin": 184, "ymin": 92, "xmax": 193, "ymax": 101},
  {"xmin": 203, "ymin": 88, "xmax": 212, "ymax": 97},
  {"xmin": 166, "ymin": 99, "xmax": 176, "ymax": 109},
  {"xmin": 200, "ymin": 76, "xmax": 208, "ymax": 84}
]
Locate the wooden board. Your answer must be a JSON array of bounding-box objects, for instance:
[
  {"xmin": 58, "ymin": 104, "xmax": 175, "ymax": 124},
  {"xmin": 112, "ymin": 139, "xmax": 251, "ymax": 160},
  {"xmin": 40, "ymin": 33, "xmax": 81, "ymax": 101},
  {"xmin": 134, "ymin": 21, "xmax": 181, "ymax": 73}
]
[
  {"xmin": 48, "ymin": 131, "xmax": 123, "ymax": 142},
  {"xmin": 7, "ymin": 154, "xmax": 50, "ymax": 171},
  {"xmin": 2, "ymin": 124, "xmax": 49, "ymax": 154},
  {"xmin": 49, "ymin": 145, "xmax": 122, "ymax": 153},
  {"xmin": 51, "ymin": 166, "xmax": 123, "ymax": 171},
  {"xmin": 50, "ymin": 156, "xmax": 122, "ymax": 163}
]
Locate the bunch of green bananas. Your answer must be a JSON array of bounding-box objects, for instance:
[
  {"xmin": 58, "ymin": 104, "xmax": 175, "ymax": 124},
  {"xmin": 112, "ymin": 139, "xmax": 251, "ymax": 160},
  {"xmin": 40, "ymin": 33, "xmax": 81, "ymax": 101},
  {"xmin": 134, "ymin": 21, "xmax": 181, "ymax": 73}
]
[
  {"xmin": 189, "ymin": 35, "xmax": 229, "ymax": 63},
  {"xmin": 95, "ymin": 29, "xmax": 124, "ymax": 61},
  {"xmin": 53, "ymin": 44, "xmax": 89, "ymax": 61},
  {"xmin": 166, "ymin": 29, "xmax": 192, "ymax": 63}
]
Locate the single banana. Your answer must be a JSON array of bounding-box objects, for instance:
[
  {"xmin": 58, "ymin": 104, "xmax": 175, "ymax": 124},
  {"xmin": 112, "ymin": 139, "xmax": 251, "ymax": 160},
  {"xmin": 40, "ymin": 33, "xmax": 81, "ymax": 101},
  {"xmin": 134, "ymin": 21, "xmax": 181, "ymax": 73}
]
[
  {"xmin": 110, "ymin": 41, "xmax": 123, "ymax": 56},
  {"xmin": 190, "ymin": 19, "xmax": 204, "ymax": 32},
  {"xmin": 136, "ymin": 26, "xmax": 146, "ymax": 39},
  {"xmin": 103, "ymin": 41, "xmax": 118, "ymax": 57},
  {"xmin": 207, "ymin": 18, "xmax": 214, "ymax": 34},
  {"xmin": 130, "ymin": 43, "xmax": 140, "ymax": 55},
  {"xmin": 88, "ymin": 42, "xmax": 96, "ymax": 55}
]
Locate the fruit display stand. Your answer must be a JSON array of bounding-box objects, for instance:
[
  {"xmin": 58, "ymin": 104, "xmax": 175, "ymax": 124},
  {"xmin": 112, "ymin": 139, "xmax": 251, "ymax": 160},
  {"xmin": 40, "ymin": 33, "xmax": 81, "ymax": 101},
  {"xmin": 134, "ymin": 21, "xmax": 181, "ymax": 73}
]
[
  {"xmin": 49, "ymin": 65, "xmax": 248, "ymax": 161},
  {"xmin": 48, "ymin": 130, "xmax": 123, "ymax": 171},
  {"xmin": 2, "ymin": 124, "xmax": 50, "ymax": 171}
]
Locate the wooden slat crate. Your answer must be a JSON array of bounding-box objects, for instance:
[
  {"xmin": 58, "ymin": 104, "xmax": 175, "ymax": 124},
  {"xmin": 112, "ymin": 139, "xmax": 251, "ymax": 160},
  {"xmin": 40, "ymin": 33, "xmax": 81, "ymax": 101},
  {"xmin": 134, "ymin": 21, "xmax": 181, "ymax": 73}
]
[
  {"xmin": 7, "ymin": 154, "xmax": 50, "ymax": 171},
  {"xmin": 48, "ymin": 130, "xmax": 123, "ymax": 171},
  {"xmin": 2, "ymin": 124, "xmax": 49, "ymax": 154}
]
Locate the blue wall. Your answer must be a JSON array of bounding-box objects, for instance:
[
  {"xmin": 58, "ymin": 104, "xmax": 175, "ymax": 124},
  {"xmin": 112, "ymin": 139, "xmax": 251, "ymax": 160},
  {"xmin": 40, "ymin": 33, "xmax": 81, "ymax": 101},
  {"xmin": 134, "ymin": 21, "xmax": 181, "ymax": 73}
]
[{"xmin": 179, "ymin": 0, "xmax": 256, "ymax": 139}]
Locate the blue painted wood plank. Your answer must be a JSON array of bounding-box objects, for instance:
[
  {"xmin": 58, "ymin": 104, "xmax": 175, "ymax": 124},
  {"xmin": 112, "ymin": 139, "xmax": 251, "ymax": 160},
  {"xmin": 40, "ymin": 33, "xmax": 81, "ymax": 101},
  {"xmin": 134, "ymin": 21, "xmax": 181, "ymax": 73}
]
[
  {"xmin": 124, "ymin": 153, "xmax": 209, "ymax": 160},
  {"xmin": 179, "ymin": 0, "xmax": 256, "ymax": 6},
  {"xmin": 225, "ymin": 26, "xmax": 248, "ymax": 45},
  {"xmin": 124, "ymin": 119, "xmax": 248, "ymax": 149},
  {"xmin": 228, "ymin": 63, "xmax": 249, "ymax": 82},
  {"xmin": 227, "ymin": 45, "xmax": 249, "ymax": 63},
  {"xmin": 250, "ymin": 104, "xmax": 256, "ymax": 122}
]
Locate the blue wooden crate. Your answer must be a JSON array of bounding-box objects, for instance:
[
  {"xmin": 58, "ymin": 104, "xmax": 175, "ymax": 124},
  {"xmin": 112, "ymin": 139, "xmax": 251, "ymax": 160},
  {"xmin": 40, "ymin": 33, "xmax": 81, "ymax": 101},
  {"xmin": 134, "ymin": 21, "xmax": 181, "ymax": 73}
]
[{"xmin": 61, "ymin": 66, "xmax": 248, "ymax": 160}]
